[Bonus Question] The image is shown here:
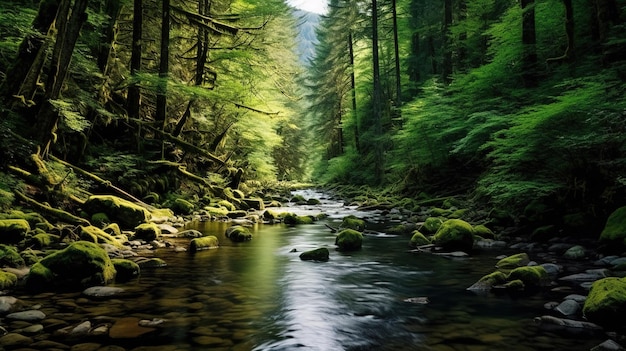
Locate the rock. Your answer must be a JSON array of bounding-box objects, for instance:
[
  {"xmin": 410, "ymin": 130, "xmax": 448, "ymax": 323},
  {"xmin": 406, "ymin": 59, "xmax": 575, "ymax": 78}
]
[
  {"xmin": 189, "ymin": 236, "xmax": 219, "ymax": 252},
  {"xmin": 506, "ymin": 266, "xmax": 549, "ymax": 287},
  {"xmin": 555, "ymin": 299, "xmax": 580, "ymax": 316},
  {"xmin": 473, "ymin": 224, "xmax": 495, "ymax": 239},
  {"xmin": 496, "ymin": 253, "xmax": 530, "ymax": 269},
  {"xmin": 103, "ymin": 223, "xmax": 122, "ymax": 236},
  {"xmin": 83, "ymin": 286, "xmax": 126, "ymax": 298},
  {"xmin": 404, "ymin": 297, "xmax": 429, "ymax": 304},
  {"xmin": 6, "ymin": 310, "xmax": 46, "ymax": 321},
  {"xmin": 79, "ymin": 225, "xmax": 124, "ymax": 248},
  {"xmin": 0, "ymin": 270, "xmax": 17, "ymax": 289},
  {"xmin": 0, "ymin": 333, "xmax": 33, "ymax": 347},
  {"xmin": 0, "ymin": 219, "xmax": 30, "ymax": 244},
  {"xmin": 156, "ymin": 224, "xmax": 178, "ymax": 235},
  {"xmin": 111, "ymin": 258, "xmax": 140, "ymax": 281},
  {"xmin": 432, "ymin": 219, "xmax": 475, "ymax": 252},
  {"xmin": 283, "ymin": 214, "xmax": 314, "ymax": 225},
  {"xmin": 83, "ymin": 195, "xmax": 151, "ymax": 229},
  {"xmin": 172, "ymin": 198, "xmax": 194, "ymax": 215},
  {"xmin": 299, "ymin": 248, "xmax": 330, "ymax": 261},
  {"xmin": 335, "ymin": 229, "xmax": 363, "ymax": 251},
  {"xmin": 534, "ymin": 315, "xmax": 603, "ymax": 334},
  {"xmin": 139, "ymin": 318, "xmax": 165, "ymax": 327},
  {"xmin": 21, "ymin": 324, "xmax": 44, "ymax": 334},
  {"xmin": 26, "ymin": 241, "xmax": 116, "ymax": 291},
  {"xmin": 600, "ymin": 206, "xmax": 626, "ymax": 252},
  {"xmin": 502, "ymin": 279, "xmax": 525, "ymax": 291},
  {"xmin": 467, "ymin": 271, "xmax": 508, "ymax": 291},
  {"xmin": 243, "ymin": 198, "xmax": 265, "ymax": 210},
  {"xmin": 563, "ymin": 245, "xmax": 586, "ymax": 259},
  {"xmin": 409, "ymin": 231, "xmax": 430, "ymax": 248},
  {"xmin": 135, "ymin": 257, "xmax": 167, "ymax": 268},
  {"xmin": 583, "ymin": 277, "xmax": 626, "ymax": 327},
  {"xmin": 422, "ymin": 217, "xmax": 445, "ymax": 233},
  {"xmin": 559, "ymin": 270, "xmax": 608, "ymax": 283},
  {"xmin": 540, "ymin": 263, "xmax": 561, "ymax": 276},
  {"xmin": 71, "ymin": 321, "xmax": 92, "ymax": 337},
  {"xmin": 591, "ymin": 339, "xmax": 625, "ymax": 351},
  {"xmin": 341, "ymin": 215, "xmax": 365, "ymax": 231},
  {"xmin": 71, "ymin": 342, "xmax": 102, "ymax": 351},
  {"xmin": 0, "ymin": 244, "xmax": 25, "ymax": 268},
  {"xmin": 225, "ymin": 226, "xmax": 252, "ymax": 242},
  {"xmin": 109, "ymin": 317, "xmax": 155, "ymax": 339},
  {"xmin": 0, "ymin": 296, "xmax": 20, "ymax": 315},
  {"xmin": 177, "ymin": 229, "xmax": 203, "ymax": 238},
  {"xmin": 133, "ymin": 223, "xmax": 161, "ymax": 241}
]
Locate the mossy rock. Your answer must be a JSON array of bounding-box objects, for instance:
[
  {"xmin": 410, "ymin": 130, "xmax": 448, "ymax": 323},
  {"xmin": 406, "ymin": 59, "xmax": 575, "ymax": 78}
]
[
  {"xmin": 530, "ymin": 225, "xmax": 557, "ymax": 243},
  {"xmin": 467, "ymin": 271, "xmax": 508, "ymax": 291},
  {"xmin": 0, "ymin": 219, "xmax": 31, "ymax": 244},
  {"xmin": 225, "ymin": 226, "xmax": 252, "ymax": 242},
  {"xmin": 430, "ymin": 208, "xmax": 452, "ymax": 217},
  {"xmin": 218, "ymin": 200, "xmax": 236, "ymax": 211},
  {"xmin": 335, "ymin": 229, "xmax": 363, "ymax": 252},
  {"xmin": 189, "ymin": 236, "xmax": 219, "ymax": 252},
  {"xmin": 0, "ymin": 244, "xmax": 25, "ymax": 267},
  {"xmin": 291, "ymin": 194, "xmax": 307, "ymax": 204},
  {"xmin": 600, "ymin": 206, "xmax": 626, "ymax": 250},
  {"xmin": 29, "ymin": 233, "xmax": 58, "ymax": 248},
  {"xmin": 0, "ymin": 270, "xmax": 17, "ymax": 289},
  {"xmin": 243, "ymin": 198, "xmax": 265, "ymax": 210},
  {"xmin": 136, "ymin": 257, "xmax": 167, "ymax": 268},
  {"xmin": 583, "ymin": 277, "xmax": 626, "ymax": 327},
  {"xmin": 283, "ymin": 214, "xmax": 314, "ymax": 225},
  {"xmin": 103, "ymin": 223, "xmax": 122, "ymax": 237},
  {"xmin": 423, "ymin": 217, "xmax": 445, "ymax": 234},
  {"xmin": 204, "ymin": 206, "xmax": 230, "ymax": 217},
  {"xmin": 450, "ymin": 209, "xmax": 469, "ymax": 219},
  {"xmin": 79, "ymin": 225, "xmax": 124, "ymax": 248},
  {"xmin": 82, "ymin": 195, "xmax": 151, "ymax": 229},
  {"xmin": 20, "ymin": 249, "xmax": 41, "ymax": 266},
  {"xmin": 496, "ymin": 253, "xmax": 530, "ymax": 269},
  {"xmin": 409, "ymin": 231, "xmax": 431, "ymax": 248},
  {"xmin": 473, "ymin": 225, "xmax": 495, "ymax": 240},
  {"xmin": 306, "ymin": 198, "xmax": 321, "ymax": 205},
  {"xmin": 232, "ymin": 189, "xmax": 245, "ymax": 199},
  {"xmin": 26, "ymin": 241, "xmax": 116, "ymax": 291},
  {"xmin": 5, "ymin": 211, "xmax": 54, "ymax": 231},
  {"xmin": 172, "ymin": 198, "xmax": 195, "ymax": 215},
  {"xmin": 299, "ymin": 248, "xmax": 330, "ymax": 261},
  {"xmin": 341, "ymin": 215, "xmax": 365, "ymax": 231},
  {"xmin": 227, "ymin": 210, "xmax": 248, "ymax": 219},
  {"xmin": 91, "ymin": 213, "xmax": 110, "ymax": 227},
  {"xmin": 134, "ymin": 223, "xmax": 161, "ymax": 241},
  {"xmin": 503, "ymin": 279, "xmax": 525, "ymax": 291},
  {"xmin": 263, "ymin": 209, "xmax": 281, "ymax": 220},
  {"xmin": 506, "ymin": 266, "xmax": 548, "ymax": 287},
  {"xmin": 111, "ymin": 258, "xmax": 140, "ymax": 282},
  {"xmin": 432, "ymin": 219, "xmax": 475, "ymax": 252}
]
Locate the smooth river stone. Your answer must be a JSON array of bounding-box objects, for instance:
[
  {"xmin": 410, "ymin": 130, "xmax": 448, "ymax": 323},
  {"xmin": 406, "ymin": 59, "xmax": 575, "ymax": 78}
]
[
  {"xmin": 83, "ymin": 286, "xmax": 126, "ymax": 298},
  {"xmin": 6, "ymin": 310, "xmax": 45, "ymax": 321},
  {"xmin": 71, "ymin": 342, "xmax": 102, "ymax": 351},
  {"xmin": 0, "ymin": 296, "xmax": 19, "ymax": 314},
  {"xmin": 0, "ymin": 333, "xmax": 33, "ymax": 347},
  {"xmin": 109, "ymin": 317, "xmax": 155, "ymax": 339}
]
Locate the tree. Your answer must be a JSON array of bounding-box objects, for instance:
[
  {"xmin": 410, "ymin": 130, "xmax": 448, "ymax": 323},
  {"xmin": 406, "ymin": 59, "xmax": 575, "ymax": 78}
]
[
  {"xmin": 126, "ymin": 0, "xmax": 142, "ymax": 120},
  {"xmin": 521, "ymin": 0, "xmax": 537, "ymax": 87}
]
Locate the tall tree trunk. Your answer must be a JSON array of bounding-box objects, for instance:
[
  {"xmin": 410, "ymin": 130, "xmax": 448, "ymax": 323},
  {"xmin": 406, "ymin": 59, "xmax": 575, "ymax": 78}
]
[
  {"xmin": 428, "ymin": 35, "xmax": 437, "ymax": 74},
  {"xmin": 547, "ymin": 0, "xmax": 575, "ymax": 63},
  {"xmin": 457, "ymin": 0, "xmax": 467, "ymax": 70},
  {"xmin": 391, "ymin": 0, "xmax": 401, "ymax": 105},
  {"xmin": 156, "ymin": 0, "xmax": 170, "ymax": 159},
  {"xmin": 371, "ymin": 0, "xmax": 383, "ymax": 183},
  {"xmin": 442, "ymin": 0, "xmax": 453, "ymax": 84},
  {"xmin": 97, "ymin": 0, "xmax": 122, "ymax": 74},
  {"xmin": 127, "ymin": 0, "xmax": 142, "ymax": 120},
  {"xmin": 195, "ymin": 0, "xmax": 211, "ymax": 86},
  {"xmin": 521, "ymin": 0, "xmax": 537, "ymax": 87},
  {"xmin": 348, "ymin": 31, "xmax": 359, "ymax": 153}
]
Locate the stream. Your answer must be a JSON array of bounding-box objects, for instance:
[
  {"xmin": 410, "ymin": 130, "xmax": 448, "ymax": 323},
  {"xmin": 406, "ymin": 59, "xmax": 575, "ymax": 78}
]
[{"xmin": 10, "ymin": 190, "xmax": 606, "ymax": 350}]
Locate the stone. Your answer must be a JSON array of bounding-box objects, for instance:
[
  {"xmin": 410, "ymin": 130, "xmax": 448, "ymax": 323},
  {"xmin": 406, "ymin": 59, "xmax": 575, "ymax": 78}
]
[
  {"xmin": 6, "ymin": 310, "xmax": 46, "ymax": 321},
  {"xmin": 189, "ymin": 236, "xmax": 219, "ymax": 252},
  {"xmin": 177, "ymin": 229, "xmax": 203, "ymax": 238},
  {"xmin": 21, "ymin": 324, "xmax": 44, "ymax": 334},
  {"xmin": 534, "ymin": 315, "xmax": 603, "ymax": 333},
  {"xmin": 341, "ymin": 215, "xmax": 365, "ymax": 231},
  {"xmin": 496, "ymin": 253, "xmax": 530, "ymax": 269},
  {"xmin": 71, "ymin": 343, "xmax": 102, "ymax": 351},
  {"xmin": 0, "ymin": 296, "xmax": 20, "ymax": 315},
  {"xmin": 409, "ymin": 231, "xmax": 430, "ymax": 248},
  {"xmin": 299, "ymin": 248, "xmax": 330, "ymax": 261},
  {"xmin": 156, "ymin": 224, "xmax": 178, "ymax": 235},
  {"xmin": 0, "ymin": 270, "xmax": 17, "ymax": 289},
  {"xmin": 422, "ymin": 217, "xmax": 445, "ymax": 233},
  {"xmin": 0, "ymin": 219, "xmax": 30, "ymax": 244},
  {"xmin": 71, "ymin": 321, "xmax": 92, "ymax": 337},
  {"xmin": 225, "ymin": 226, "xmax": 252, "ymax": 242},
  {"xmin": 0, "ymin": 333, "xmax": 33, "ymax": 347},
  {"xmin": 555, "ymin": 299, "xmax": 580, "ymax": 316},
  {"xmin": 506, "ymin": 266, "xmax": 549, "ymax": 287},
  {"xmin": 0, "ymin": 244, "xmax": 25, "ymax": 267},
  {"xmin": 109, "ymin": 317, "xmax": 155, "ymax": 339},
  {"xmin": 78, "ymin": 225, "xmax": 124, "ymax": 248},
  {"xmin": 83, "ymin": 286, "xmax": 126, "ymax": 298},
  {"xmin": 283, "ymin": 214, "xmax": 314, "ymax": 225},
  {"xmin": 563, "ymin": 245, "xmax": 586, "ymax": 259},
  {"xmin": 135, "ymin": 257, "xmax": 166, "ymax": 268},
  {"xmin": 583, "ymin": 277, "xmax": 626, "ymax": 326},
  {"xmin": 473, "ymin": 224, "xmax": 495, "ymax": 239},
  {"xmin": 591, "ymin": 339, "xmax": 625, "ymax": 351},
  {"xmin": 432, "ymin": 219, "xmax": 475, "ymax": 252},
  {"xmin": 335, "ymin": 229, "xmax": 363, "ymax": 251},
  {"xmin": 83, "ymin": 195, "xmax": 151, "ymax": 229},
  {"xmin": 133, "ymin": 223, "xmax": 161, "ymax": 241},
  {"xmin": 111, "ymin": 259, "xmax": 140, "ymax": 281},
  {"xmin": 600, "ymin": 206, "xmax": 626, "ymax": 251}
]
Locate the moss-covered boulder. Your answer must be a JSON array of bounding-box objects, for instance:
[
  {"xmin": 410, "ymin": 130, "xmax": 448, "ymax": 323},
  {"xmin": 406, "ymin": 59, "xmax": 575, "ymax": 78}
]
[
  {"xmin": 341, "ymin": 215, "xmax": 365, "ymax": 231},
  {"xmin": 467, "ymin": 271, "xmax": 507, "ymax": 291},
  {"xmin": 29, "ymin": 233, "xmax": 58, "ymax": 249},
  {"xmin": 0, "ymin": 244, "xmax": 25, "ymax": 267},
  {"xmin": 225, "ymin": 226, "xmax": 252, "ymax": 242},
  {"xmin": 172, "ymin": 198, "xmax": 195, "ymax": 215},
  {"xmin": 335, "ymin": 229, "xmax": 363, "ymax": 251},
  {"xmin": 503, "ymin": 279, "xmax": 525, "ymax": 291},
  {"xmin": 299, "ymin": 248, "xmax": 330, "ymax": 261},
  {"xmin": 0, "ymin": 271, "xmax": 17, "ymax": 289},
  {"xmin": 283, "ymin": 214, "xmax": 314, "ymax": 225},
  {"xmin": 218, "ymin": 200, "xmax": 236, "ymax": 211},
  {"xmin": 189, "ymin": 236, "xmax": 219, "ymax": 252},
  {"xmin": 423, "ymin": 217, "xmax": 445, "ymax": 233},
  {"xmin": 91, "ymin": 213, "xmax": 110, "ymax": 227},
  {"xmin": 263, "ymin": 209, "xmax": 280, "ymax": 221},
  {"xmin": 430, "ymin": 208, "xmax": 452, "ymax": 217},
  {"xmin": 133, "ymin": 223, "xmax": 161, "ymax": 241},
  {"xmin": 243, "ymin": 198, "xmax": 265, "ymax": 210},
  {"xmin": 496, "ymin": 253, "xmax": 530, "ymax": 269},
  {"xmin": 83, "ymin": 195, "xmax": 151, "ymax": 229},
  {"xmin": 0, "ymin": 219, "xmax": 30, "ymax": 244},
  {"xmin": 78, "ymin": 225, "xmax": 124, "ymax": 247},
  {"xmin": 506, "ymin": 266, "xmax": 548, "ymax": 287},
  {"xmin": 432, "ymin": 219, "xmax": 475, "ymax": 252},
  {"xmin": 409, "ymin": 231, "xmax": 431, "ymax": 248},
  {"xmin": 583, "ymin": 277, "xmax": 626, "ymax": 327},
  {"xmin": 473, "ymin": 225, "xmax": 495, "ymax": 240},
  {"xmin": 599, "ymin": 206, "xmax": 626, "ymax": 251},
  {"xmin": 26, "ymin": 241, "xmax": 116, "ymax": 291},
  {"xmin": 111, "ymin": 258, "xmax": 140, "ymax": 282}
]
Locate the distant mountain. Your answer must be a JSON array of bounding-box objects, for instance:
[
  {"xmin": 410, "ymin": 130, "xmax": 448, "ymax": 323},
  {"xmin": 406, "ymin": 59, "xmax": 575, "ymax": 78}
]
[{"xmin": 291, "ymin": 9, "xmax": 321, "ymax": 65}]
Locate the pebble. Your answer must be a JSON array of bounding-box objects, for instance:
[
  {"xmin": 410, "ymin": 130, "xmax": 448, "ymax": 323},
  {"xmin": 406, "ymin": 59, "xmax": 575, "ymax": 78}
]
[
  {"xmin": 6, "ymin": 310, "xmax": 46, "ymax": 322},
  {"xmin": 591, "ymin": 339, "xmax": 625, "ymax": 351},
  {"xmin": 0, "ymin": 333, "xmax": 33, "ymax": 347},
  {"xmin": 83, "ymin": 286, "xmax": 126, "ymax": 298},
  {"xmin": 555, "ymin": 299, "xmax": 580, "ymax": 316},
  {"xmin": 0, "ymin": 296, "xmax": 19, "ymax": 314},
  {"xmin": 109, "ymin": 317, "xmax": 155, "ymax": 339}
]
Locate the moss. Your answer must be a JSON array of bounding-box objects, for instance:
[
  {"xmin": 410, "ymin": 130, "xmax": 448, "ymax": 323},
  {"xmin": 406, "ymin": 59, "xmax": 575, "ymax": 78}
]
[
  {"xmin": 232, "ymin": 189, "xmax": 245, "ymax": 199},
  {"xmin": 0, "ymin": 219, "xmax": 31, "ymax": 243},
  {"xmin": 26, "ymin": 241, "xmax": 116, "ymax": 290},
  {"xmin": 30, "ymin": 233, "xmax": 57, "ymax": 248},
  {"xmin": 189, "ymin": 236, "xmax": 219, "ymax": 252},
  {"xmin": 299, "ymin": 248, "xmax": 330, "ymax": 261},
  {"xmin": 227, "ymin": 210, "xmax": 248, "ymax": 218},
  {"xmin": 306, "ymin": 198, "xmax": 321, "ymax": 205},
  {"xmin": 204, "ymin": 206, "xmax": 230, "ymax": 217},
  {"xmin": 20, "ymin": 249, "xmax": 41, "ymax": 265},
  {"xmin": 473, "ymin": 225, "xmax": 495, "ymax": 240},
  {"xmin": 600, "ymin": 206, "xmax": 626, "ymax": 248},
  {"xmin": 137, "ymin": 257, "xmax": 167, "ymax": 268},
  {"xmin": 0, "ymin": 270, "xmax": 18, "ymax": 289},
  {"xmin": 450, "ymin": 209, "xmax": 469, "ymax": 219},
  {"xmin": 283, "ymin": 213, "xmax": 314, "ymax": 225},
  {"xmin": 423, "ymin": 217, "xmax": 445, "ymax": 233},
  {"xmin": 134, "ymin": 223, "xmax": 161, "ymax": 241},
  {"xmin": 479, "ymin": 271, "xmax": 507, "ymax": 285},
  {"xmin": 433, "ymin": 219, "xmax": 475, "ymax": 252},
  {"xmin": 79, "ymin": 225, "xmax": 124, "ymax": 247},
  {"xmin": 103, "ymin": 223, "xmax": 122, "ymax": 237},
  {"xmin": 506, "ymin": 266, "xmax": 548, "ymax": 287},
  {"xmin": 82, "ymin": 195, "xmax": 151, "ymax": 229},
  {"xmin": 430, "ymin": 208, "xmax": 452, "ymax": 217},
  {"xmin": 225, "ymin": 226, "xmax": 252, "ymax": 242},
  {"xmin": 496, "ymin": 253, "xmax": 530, "ymax": 269},
  {"xmin": 335, "ymin": 229, "xmax": 363, "ymax": 251},
  {"xmin": 243, "ymin": 198, "xmax": 265, "ymax": 210},
  {"xmin": 0, "ymin": 244, "xmax": 25, "ymax": 267},
  {"xmin": 173, "ymin": 198, "xmax": 195, "ymax": 215},
  {"xmin": 583, "ymin": 277, "xmax": 626, "ymax": 327},
  {"xmin": 291, "ymin": 194, "xmax": 306, "ymax": 203},
  {"xmin": 341, "ymin": 215, "xmax": 365, "ymax": 231},
  {"xmin": 263, "ymin": 209, "xmax": 280, "ymax": 220},
  {"xmin": 91, "ymin": 213, "xmax": 110, "ymax": 227},
  {"xmin": 111, "ymin": 258, "xmax": 140, "ymax": 281},
  {"xmin": 409, "ymin": 231, "xmax": 431, "ymax": 248},
  {"xmin": 503, "ymin": 279, "xmax": 525, "ymax": 291},
  {"xmin": 218, "ymin": 200, "xmax": 236, "ymax": 211}
]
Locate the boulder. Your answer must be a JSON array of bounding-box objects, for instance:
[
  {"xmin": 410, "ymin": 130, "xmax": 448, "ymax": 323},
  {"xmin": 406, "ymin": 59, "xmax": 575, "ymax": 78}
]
[
  {"xmin": 134, "ymin": 223, "xmax": 161, "ymax": 241},
  {"xmin": 78, "ymin": 225, "xmax": 124, "ymax": 247},
  {"xmin": 473, "ymin": 224, "xmax": 495, "ymax": 239},
  {"xmin": 335, "ymin": 229, "xmax": 363, "ymax": 251},
  {"xmin": 583, "ymin": 277, "xmax": 626, "ymax": 327},
  {"xmin": 25, "ymin": 241, "xmax": 116, "ymax": 291},
  {"xmin": 467, "ymin": 271, "xmax": 507, "ymax": 291},
  {"xmin": 283, "ymin": 214, "xmax": 314, "ymax": 225},
  {"xmin": 111, "ymin": 259, "xmax": 140, "ymax": 281},
  {"xmin": 563, "ymin": 245, "xmax": 586, "ymax": 260},
  {"xmin": 172, "ymin": 198, "xmax": 194, "ymax": 215},
  {"xmin": 0, "ymin": 244, "xmax": 25, "ymax": 267},
  {"xmin": 189, "ymin": 236, "xmax": 219, "ymax": 252},
  {"xmin": 409, "ymin": 231, "xmax": 430, "ymax": 248},
  {"xmin": 299, "ymin": 248, "xmax": 330, "ymax": 261},
  {"xmin": 243, "ymin": 198, "xmax": 265, "ymax": 210},
  {"xmin": 422, "ymin": 217, "xmax": 445, "ymax": 233},
  {"xmin": 599, "ymin": 206, "xmax": 626, "ymax": 251},
  {"xmin": 432, "ymin": 219, "xmax": 475, "ymax": 252},
  {"xmin": 506, "ymin": 266, "xmax": 549, "ymax": 287},
  {"xmin": 341, "ymin": 215, "xmax": 365, "ymax": 231},
  {"xmin": 0, "ymin": 219, "xmax": 30, "ymax": 244},
  {"xmin": 496, "ymin": 253, "xmax": 530, "ymax": 269},
  {"xmin": 82, "ymin": 195, "xmax": 151, "ymax": 229},
  {"xmin": 0, "ymin": 271, "xmax": 17, "ymax": 289},
  {"xmin": 225, "ymin": 226, "xmax": 252, "ymax": 242}
]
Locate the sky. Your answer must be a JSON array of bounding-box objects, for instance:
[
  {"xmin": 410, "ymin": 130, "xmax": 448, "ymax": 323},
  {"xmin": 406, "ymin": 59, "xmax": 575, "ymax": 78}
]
[{"xmin": 287, "ymin": 0, "xmax": 328, "ymax": 15}]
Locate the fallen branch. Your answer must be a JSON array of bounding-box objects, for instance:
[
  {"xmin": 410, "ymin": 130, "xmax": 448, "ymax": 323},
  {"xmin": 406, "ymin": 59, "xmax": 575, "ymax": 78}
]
[{"xmin": 14, "ymin": 190, "xmax": 90, "ymax": 226}]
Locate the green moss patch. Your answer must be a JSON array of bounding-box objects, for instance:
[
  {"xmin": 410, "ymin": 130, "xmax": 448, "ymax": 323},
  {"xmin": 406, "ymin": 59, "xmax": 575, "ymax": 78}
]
[
  {"xmin": 506, "ymin": 266, "xmax": 548, "ymax": 287},
  {"xmin": 0, "ymin": 244, "xmax": 25, "ymax": 267},
  {"xmin": 423, "ymin": 217, "xmax": 445, "ymax": 233},
  {"xmin": 496, "ymin": 253, "xmax": 530, "ymax": 269},
  {"xmin": 600, "ymin": 206, "xmax": 626, "ymax": 250},
  {"xmin": 0, "ymin": 219, "xmax": 31, "ymax": 244},
  {"xmin": 409, "ymin": 231, "xmax": 430, "ymax": 248},
  {"xmin": 190, "ymin": 236, "xmax": 219, "ymax": 252},
  {"xmin": 0, "ymin": 270, "xmax": 18, "ymax": 289},
  {"xmin": 583, "ymin": 277, "xmax": 626, "ymax": 327},
  {"xmin": 300, "ymin": 248, "xmax": 330, "ymax": 261},
  {"xmin": 433, "ymin": 219, "xmax": 475, "ymax": 252},
  {"xmin": 134, "ymin": 223, "xmax": 161, "ymax": 241},
  {"xmin": 83, "ymin": 195, "xmax": 151, "ymax": 229},
  {"xmin": 335, "ymin": 229, "xmax": 363, "ymax": 251},
  {"xmin": 283, "ymin": 214, "xmax": 314, "ymax": 225},
  {"xmin": 225, "ymin": 226, "xmax": 252, "ymax": 242},
  {"xmin": 111, "ymin": 259, "xmax": 140, "ymax": 282},
  {"xmin": 341, "ymin": 215, "xmax": 365, "ymax": 231}
]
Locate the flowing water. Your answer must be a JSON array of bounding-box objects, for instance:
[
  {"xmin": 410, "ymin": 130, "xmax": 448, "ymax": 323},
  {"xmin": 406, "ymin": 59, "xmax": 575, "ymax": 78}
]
[{"xmin": 12, "ymin": 190, "xmax": 606, "ymax": 350}]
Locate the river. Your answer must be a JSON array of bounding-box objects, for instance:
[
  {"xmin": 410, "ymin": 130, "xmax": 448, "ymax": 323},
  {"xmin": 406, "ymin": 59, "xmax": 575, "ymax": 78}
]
[{"xmin": 12, "ymin": 190, "xmax": 605, "ymax": 350}]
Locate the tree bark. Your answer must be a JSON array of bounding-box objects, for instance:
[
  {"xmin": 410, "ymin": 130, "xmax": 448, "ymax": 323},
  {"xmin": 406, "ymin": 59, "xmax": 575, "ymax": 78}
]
[
  {"xmin": 348, "ymin": 30, "xmax": 359, "ymax": 153},
  {"xmin": 156, "ymin": 0, "xmax": 171, "ymax": 159},
  {"xmin": 97, "ymin": 0, "xmax": 122, "ymax": 74},
  {"xmin": 521, "ymin": 0, "xmax": 537, "ymax": 87},
  {"xmin": 127, "ymin": 0, "xmax": 142, "ymax": 120},
  {"xmin": 371, "ymin": 0, "xmax": 383, "ymax": 183},
  {"xmin": 442, "ymin": 0, "xmax": 453, "ymax": 84},
  {"xmin": 547, "ymin": 0, "xmax": 575, "ymax": 63},
  {"xmin": 391, "ymin": 0, "xmax": 402, "ymax": 105}
]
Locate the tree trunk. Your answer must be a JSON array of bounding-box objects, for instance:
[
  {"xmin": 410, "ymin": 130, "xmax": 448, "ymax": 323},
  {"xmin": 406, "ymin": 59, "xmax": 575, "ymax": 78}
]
[
  {"xmin": 156, "ymin": 0, "xmax": 171, "ymax": 159},
  {"xmin": 127, "ymin": 0, "xmax": 142, "ymax": 120},
  {"xmin": 97, "ymin": 0, "xmax": 122, "ymax": 74},
  {"xmin": 391, "ymin": 0, "xmax": 402, "ymax": 105},
  {"xmin": 348, "ymin": 30, "xmax": 359, "ymax": 153},
  {"xmin": 442, "ymin": 0, "xmax": 453, "ymax": 84},
  {"xmin": 195, "ymin": 0, "xmax": 211, "ymax": 86},
  {"xmin": 457, "ymin": 0, "xmax": 467, "ymax": 70},
  {"xmin": 521, "ymin": 0, "xmax": 537, "ymax": 87},
  {"xmin": 371, "ymin": 0, "xmax": 383, "ymax": 183},
  {"xmin": 547, "ymin": 0, "xmax": 575, "ymax": 63}
]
